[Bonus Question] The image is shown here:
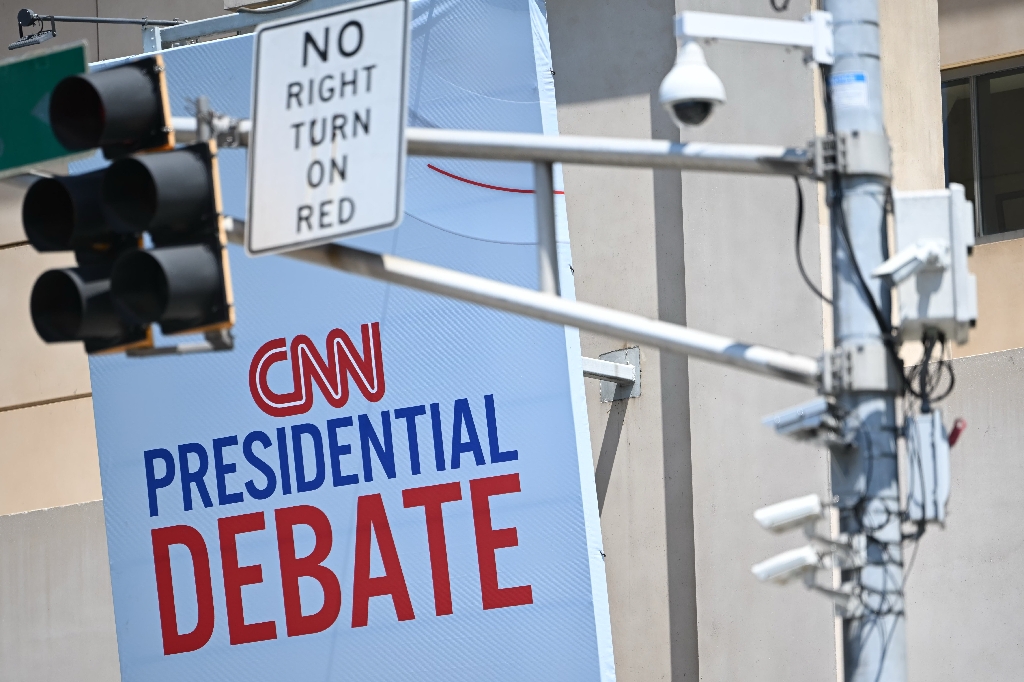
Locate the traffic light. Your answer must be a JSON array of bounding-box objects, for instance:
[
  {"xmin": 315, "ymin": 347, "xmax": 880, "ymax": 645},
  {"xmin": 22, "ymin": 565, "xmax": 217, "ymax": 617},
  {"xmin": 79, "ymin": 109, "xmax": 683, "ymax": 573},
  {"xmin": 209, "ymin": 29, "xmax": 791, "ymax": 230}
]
[
  {"xmin": 105, "ymin": 143, "xmax": 233, "ymax": 336},
  {"xmin": 49, "ymin": 54, "xmax": 174, "ymax": 158},
  {"xmin": 23, "ymin": 56, "xmax": 234, "ymax": 355},
  {"xmin": 23, "ymin": 169, "xmax": 150, "ymax": 353}
]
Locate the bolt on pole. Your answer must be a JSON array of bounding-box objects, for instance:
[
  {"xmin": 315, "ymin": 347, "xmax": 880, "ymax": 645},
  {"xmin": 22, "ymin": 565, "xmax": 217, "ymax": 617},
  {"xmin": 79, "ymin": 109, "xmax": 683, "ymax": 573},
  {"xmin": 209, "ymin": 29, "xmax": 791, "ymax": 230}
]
[{"xmin": 825, "ymin": 0, "xmax": 905, "ymax": 680}]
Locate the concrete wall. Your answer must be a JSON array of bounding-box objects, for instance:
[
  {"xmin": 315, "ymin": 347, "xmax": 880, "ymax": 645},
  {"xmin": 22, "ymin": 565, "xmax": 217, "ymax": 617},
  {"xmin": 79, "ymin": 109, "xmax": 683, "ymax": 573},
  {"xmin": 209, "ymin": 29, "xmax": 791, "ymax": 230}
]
[
  {"xmin": 548, "ymin": 0, "xmax": 839, "ymax": 680},
  {"xmin": 545, "ymin": 0, "xmax": 699, "ymax": 678},
  {"xmin": 0, "ymin": 502, "xmax": 119, "ymax": 682},
  {"xmin": 676, "ymin": 1, "xmax": 835, "ymax": 679},
  {"xmin": 955, "ymin": 237, "xmax": 1024, "ymax": 357},
  {"xmin": 937, "ymin": 0, "xmax": 1024, "ymax": 68},
  {"xmin": 904, "ymin": 347, "xmax": 1024, "ymax": 681},
  {"xmin": 0, "ymin": 0, "xmax": 104, "ymax": 516},
  {"xmin": 881, "ymin": 0, "xmax": 945, "ymax": 193}
]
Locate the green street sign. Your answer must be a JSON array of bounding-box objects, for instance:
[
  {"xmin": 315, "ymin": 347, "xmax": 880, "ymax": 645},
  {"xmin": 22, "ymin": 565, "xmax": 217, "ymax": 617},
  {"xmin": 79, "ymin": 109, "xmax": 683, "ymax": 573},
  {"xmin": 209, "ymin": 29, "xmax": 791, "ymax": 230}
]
[{"xmin": 0, "ymin": 41, "xmax": 87, "ymax": 178}]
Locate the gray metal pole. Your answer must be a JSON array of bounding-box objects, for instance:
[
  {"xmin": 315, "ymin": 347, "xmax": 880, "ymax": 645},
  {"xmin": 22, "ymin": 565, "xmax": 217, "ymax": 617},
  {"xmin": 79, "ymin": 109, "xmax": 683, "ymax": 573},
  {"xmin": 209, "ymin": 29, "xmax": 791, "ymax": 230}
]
[
  {"xmin": 825, "ymin": 1, "xmax": 905, "ymax": 680},
  {"xmin": 534, "ymin": 161, "xmax": 559, "ymax": 295}
]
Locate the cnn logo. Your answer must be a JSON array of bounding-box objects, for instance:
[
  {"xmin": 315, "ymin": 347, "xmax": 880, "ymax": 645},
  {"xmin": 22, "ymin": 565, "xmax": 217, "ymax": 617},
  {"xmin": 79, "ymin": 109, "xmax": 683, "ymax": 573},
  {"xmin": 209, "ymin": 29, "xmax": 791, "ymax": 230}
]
[{"xmin": 249, "ymin": 322, "xmax": 385, "ymax": 417}]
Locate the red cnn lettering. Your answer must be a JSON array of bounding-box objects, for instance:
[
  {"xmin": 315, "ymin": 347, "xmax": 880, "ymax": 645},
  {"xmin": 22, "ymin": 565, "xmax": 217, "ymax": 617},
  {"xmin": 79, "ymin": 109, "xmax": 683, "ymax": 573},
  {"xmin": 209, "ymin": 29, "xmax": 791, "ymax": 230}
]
[
  {"xmin": 249, "ymin": 322, "xmax": 386, "ymax": 418},
  {"xmin": 470, "ymin": 474, "xmax": 533, "ymax": 610},
  {"xmin": 351, "ymin": 494, "xmax": 415, "ymax": 627},
  {"xmin": 402, "ymin": 482, "xmax": 463, "ymax": 616},
  {"xmin": 151, "ymin": 525, "xmax": 215, "ymax": 655},
  {"xmin": 275, "ymin": 505, "xmax": 342, "ymax": 636},
  {"xmin": 218, "ymin": 512, "xmax": 277, "ymax": 645}
]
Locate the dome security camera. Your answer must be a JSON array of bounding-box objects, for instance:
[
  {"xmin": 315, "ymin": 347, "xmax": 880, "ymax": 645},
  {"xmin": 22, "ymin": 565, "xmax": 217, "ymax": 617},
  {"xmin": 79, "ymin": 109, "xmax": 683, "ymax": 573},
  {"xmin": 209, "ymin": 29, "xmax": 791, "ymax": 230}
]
[{"xmin": 658, "ymin": 40, "xmax": 726, "ymax": 127}]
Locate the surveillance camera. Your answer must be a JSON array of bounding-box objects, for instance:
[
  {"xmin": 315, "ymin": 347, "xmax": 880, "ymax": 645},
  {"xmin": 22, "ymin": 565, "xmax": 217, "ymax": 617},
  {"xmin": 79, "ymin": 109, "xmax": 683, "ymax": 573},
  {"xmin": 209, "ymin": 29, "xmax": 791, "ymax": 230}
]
[
  {"xmin": 658, "ymin": 40, "xmax": 726, "ymax": 127},
  {"xmin": 751, "ymin": 545, "xmax": 821, "ymax": 584},
  {"xmin": 754, "ymin": 494, "xmax": 823, "ymax": 533}
]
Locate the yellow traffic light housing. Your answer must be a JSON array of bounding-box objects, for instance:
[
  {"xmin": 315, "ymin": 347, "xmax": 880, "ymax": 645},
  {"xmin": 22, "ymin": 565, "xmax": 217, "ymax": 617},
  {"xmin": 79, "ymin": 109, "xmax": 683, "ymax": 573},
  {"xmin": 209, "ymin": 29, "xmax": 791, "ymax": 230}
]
[{"xmin": 23, "ymin": 56, "xmax": 234, "ymax": 355}]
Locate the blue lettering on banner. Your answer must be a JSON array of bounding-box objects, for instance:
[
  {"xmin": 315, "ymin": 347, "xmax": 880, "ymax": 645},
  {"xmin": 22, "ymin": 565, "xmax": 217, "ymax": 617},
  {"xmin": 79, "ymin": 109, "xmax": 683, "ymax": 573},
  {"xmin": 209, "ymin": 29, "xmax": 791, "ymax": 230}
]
[{"xmin": 142, "ymin": 394, "xmax": 519, "ymax": 517}]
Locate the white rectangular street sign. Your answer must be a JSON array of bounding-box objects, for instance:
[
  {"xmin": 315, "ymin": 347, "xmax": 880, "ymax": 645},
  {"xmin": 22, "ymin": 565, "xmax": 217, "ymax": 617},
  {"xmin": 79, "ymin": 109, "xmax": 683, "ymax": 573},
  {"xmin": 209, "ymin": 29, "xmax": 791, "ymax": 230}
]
[{"xmin": 246, "ymin": 0, "xmax": 409, "ymax": 256}]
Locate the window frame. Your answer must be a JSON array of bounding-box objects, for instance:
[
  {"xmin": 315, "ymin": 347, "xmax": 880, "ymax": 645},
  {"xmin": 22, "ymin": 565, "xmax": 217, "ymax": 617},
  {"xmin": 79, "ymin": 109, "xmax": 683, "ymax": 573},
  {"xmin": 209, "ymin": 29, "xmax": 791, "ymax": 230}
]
[{"xmin": 942, "ymin": 54, "xmax": 1024, "ymax": 243}]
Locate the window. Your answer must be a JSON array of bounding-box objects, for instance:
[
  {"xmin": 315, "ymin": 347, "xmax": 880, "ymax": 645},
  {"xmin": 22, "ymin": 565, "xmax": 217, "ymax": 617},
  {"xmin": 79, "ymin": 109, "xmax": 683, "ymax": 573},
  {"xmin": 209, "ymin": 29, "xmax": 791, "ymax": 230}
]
[{"xmin": 942, "ymin": 65, "xmax": 1024, "ymax": 237}]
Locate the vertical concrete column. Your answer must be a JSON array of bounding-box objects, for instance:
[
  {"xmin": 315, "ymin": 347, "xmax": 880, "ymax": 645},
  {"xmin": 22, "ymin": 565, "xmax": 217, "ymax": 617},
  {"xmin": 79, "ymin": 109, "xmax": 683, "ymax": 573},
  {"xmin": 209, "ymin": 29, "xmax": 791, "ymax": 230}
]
[
  {"xmin": 546, "ymin": 0, "xmax": 699, "ymax": 680},
  {"xmin": 675, "ymin": 1, "xmax": 835, "ymax": 681}
]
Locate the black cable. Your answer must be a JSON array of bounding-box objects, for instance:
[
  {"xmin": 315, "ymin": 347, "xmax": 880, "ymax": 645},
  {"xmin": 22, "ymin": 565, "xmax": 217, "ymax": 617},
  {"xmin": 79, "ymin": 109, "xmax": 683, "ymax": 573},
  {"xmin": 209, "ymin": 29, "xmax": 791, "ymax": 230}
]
[
  {"xmin": 902, "ymin": 523, "xmax": 926, "ymax": 587},
  {"xmin": 832, "ymin": 191, "xmax": 896, "ymax": 340},
  {"xmin": 793, "ymin": 177, "xmax": 833, "ymax": 304},
  {"xmin": 770, "ymin": 0, "xmax": 791, "ymax": 11},
  {"xmin": 929, "ymin": 341, "xmax": 956, "ymax": 402}
]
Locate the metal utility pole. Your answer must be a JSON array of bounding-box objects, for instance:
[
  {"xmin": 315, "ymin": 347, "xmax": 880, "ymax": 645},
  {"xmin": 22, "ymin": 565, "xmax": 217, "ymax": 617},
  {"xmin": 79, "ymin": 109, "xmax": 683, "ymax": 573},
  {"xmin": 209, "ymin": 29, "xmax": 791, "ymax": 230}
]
[{"xmin": 826, "ymin": 0, "xmax": 904, "ymax": 679}]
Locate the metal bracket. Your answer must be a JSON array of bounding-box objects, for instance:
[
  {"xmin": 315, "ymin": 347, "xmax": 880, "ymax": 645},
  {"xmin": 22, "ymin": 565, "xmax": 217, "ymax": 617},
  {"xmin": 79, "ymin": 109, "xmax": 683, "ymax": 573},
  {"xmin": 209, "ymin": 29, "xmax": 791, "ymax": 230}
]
[
  {"xmin": 675, "ymin": 10, "xmax": 834, "ymax": 65},
  {"xmin": 126, "ymin": 329, "xmax": 234, "ymax": 357},
  {"xmin": 762, "ymin": 396, "xmax": 846, "ymax": 446},
  {"xmin": 172, "ymin": 115, "xmax": 250, "ymax": 148},
  {"xmin": 812, "ymin": 131, "xmax": 891, "ymax": 180},
  {"xmin": 582, "ymin": 346, "xmax": 641, "ymax": 402},
  {"xmin": 805, "ymin": 577, "xmax": 864, "ymax": 618},
  {"xmin": 820, "ymin": 342, "xmax": 901, "ymax": 395}
]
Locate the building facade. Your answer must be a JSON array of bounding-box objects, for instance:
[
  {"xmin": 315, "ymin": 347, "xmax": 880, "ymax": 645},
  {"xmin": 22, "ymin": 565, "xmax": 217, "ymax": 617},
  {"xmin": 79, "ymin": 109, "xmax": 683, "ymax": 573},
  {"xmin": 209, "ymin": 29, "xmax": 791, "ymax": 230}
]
[{"xmin": 1, "ymin": 0, "xmax": 1022, "ymax": 680}]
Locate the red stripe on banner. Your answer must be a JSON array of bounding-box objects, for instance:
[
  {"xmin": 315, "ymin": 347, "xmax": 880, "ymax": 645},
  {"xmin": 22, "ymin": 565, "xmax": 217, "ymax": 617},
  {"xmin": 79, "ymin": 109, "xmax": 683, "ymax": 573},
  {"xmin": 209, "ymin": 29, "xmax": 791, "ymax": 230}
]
[{"xmin": 427, "ymin": 164, "xmax": 566, "ymax": 195}]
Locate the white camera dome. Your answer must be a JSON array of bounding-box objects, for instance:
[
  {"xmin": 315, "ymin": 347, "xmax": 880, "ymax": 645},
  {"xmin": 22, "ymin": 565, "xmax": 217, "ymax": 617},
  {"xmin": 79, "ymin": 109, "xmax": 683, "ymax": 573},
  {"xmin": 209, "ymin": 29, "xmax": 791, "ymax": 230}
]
[{"xmin": 658, "ymin": 40, "xmax": 726, "ymax": 127}]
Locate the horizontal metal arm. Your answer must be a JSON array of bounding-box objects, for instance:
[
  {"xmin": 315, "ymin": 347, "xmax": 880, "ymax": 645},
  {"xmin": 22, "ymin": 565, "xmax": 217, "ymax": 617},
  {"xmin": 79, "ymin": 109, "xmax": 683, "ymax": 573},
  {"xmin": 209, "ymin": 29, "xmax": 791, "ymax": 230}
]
[
  {"xmin": 675, "ymin": 10, "xmax": 834, "ymax": 65},
  {"xmin": 173, "ymin": 114, "xmax": 812, "ymax": 177},
  {"xmin": 224, "ymin": 220, "xmax": 820, "ymax": 387},
  {"xmin": 154, "ymin": 0, "xmax": 345, "ymax": 47},
  {"xmin": 21, "ymin": 10, "xmax": 183, "ymax": 26},
  {"xmin": 406, "ymin": 128, "xmax": 813, "ymax": 176},
  {"xmin": 581, "ymin": 357, "xmax": 636, "ymax": 385}
]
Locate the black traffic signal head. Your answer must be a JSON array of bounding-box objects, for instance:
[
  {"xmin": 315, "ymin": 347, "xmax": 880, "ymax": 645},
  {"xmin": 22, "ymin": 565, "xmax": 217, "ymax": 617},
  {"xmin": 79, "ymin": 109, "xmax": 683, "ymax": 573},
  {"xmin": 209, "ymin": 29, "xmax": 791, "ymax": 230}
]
[
  {"xmin": 102, "ymin": 146, "xmax": 213, "ymax": 234},
  {"xmin": 21, "ymin": 169, "xmax": 133, "ymax": 251},
  {"xmin": 105, "ymin": 141, "xmax": 235, "ymax": 337},
  {"xmin": 49, "ymin": 55, "xmax": 174, "ymax": 159},
  {"xmin": 22, "ymin": 171, "xmax": 149, "ymax": 354},
  {"xmin": 111, "ymin": 244, "xmax": 223, "ymax": 329},
  {"xmin": 30, "ymin": 266, "xmax": 149, "ymax": 353},
  {"xmin": 22, "ymin": 171, "xmax": 104, "ymax": 251},
  {"xmin": 26, "ymin": 50, "xmax": 235, "ymax": 354}
]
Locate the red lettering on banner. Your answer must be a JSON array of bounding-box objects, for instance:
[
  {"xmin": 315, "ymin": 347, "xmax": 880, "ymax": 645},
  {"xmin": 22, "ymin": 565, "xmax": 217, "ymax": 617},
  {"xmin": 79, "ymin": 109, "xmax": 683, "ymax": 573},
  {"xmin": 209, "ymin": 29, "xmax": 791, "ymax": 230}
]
[
  {"xmin": 470, "ymin": 474, "xmax": 534, "ymax": 610},
  {"xmin": 275, "ymin": 505, "xmax": 342, "ymax": 636},
  {"xmin": 249, "ymin": 322, "xmax": 386, "ymax": 418},
  {"xmin": 149, "ymin": 474, "xmax": 533, "ymax": 653},
  {"xmin": 351, "ymin": 493, "xmax": 416, "ymax": 627},
  {"xmin": 219, "ymin": 512, "xmax": 278, "ymax": 645},
  {"xmin": 152, "ymin": 525, "xmax": 216, "ymax": 655},
  {"xmin": 403, "ymin": 481, "xmax": 463, "ymax": 616}
]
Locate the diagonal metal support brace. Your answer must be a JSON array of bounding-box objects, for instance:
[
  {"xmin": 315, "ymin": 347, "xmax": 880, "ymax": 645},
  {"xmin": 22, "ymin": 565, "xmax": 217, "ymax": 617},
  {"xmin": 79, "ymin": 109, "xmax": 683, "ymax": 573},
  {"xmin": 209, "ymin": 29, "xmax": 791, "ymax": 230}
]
[{"xmin": 224, "ymin": 219, "xmax": 821, "ymax": 388}]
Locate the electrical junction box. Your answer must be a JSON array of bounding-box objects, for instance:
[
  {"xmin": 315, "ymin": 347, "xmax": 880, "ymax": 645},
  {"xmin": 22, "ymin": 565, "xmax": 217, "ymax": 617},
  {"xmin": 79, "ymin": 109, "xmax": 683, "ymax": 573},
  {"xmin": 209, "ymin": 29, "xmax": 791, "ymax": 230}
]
[
  {"xmin": 905, "ymin": 410, "xmax": 951, "ymax": 525},
  {"xmin": 891, "ymin": 183, "xmax": 978, "ymax": 344}
]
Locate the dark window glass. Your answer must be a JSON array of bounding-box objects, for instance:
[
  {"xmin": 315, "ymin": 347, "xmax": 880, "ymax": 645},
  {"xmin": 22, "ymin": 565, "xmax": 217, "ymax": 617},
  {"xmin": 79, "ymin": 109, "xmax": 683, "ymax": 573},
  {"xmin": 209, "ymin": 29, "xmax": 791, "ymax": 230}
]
[
  {"xmin": 977, "ymin": 68, "xmax": 1024, "ymax": 234},
  {"xmin": 941, "ymin": 79, "xmax": 975, "ymax": 206}
]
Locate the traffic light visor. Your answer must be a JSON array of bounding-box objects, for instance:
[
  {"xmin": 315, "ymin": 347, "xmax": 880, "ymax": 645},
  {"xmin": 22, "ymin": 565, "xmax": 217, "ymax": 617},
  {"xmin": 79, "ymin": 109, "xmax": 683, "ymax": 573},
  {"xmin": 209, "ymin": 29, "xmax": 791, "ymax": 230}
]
[
  {"xmin": 49, "ymin": 56, "xmax": 174, "ymax": 158},
  {"xmin": 22, "ymin": 171, "xmax": 106, "ymax": 251},
  {"xmin": 103, "ymin": 148, "xmax": 213, "ymax": 233},
  {"xmin": 111, "ymin": 245, "xmax": 221, "ymax": 326},
  {"xmin": 30, "ymin": 268, "xmax": 124, "ymax": 342}
]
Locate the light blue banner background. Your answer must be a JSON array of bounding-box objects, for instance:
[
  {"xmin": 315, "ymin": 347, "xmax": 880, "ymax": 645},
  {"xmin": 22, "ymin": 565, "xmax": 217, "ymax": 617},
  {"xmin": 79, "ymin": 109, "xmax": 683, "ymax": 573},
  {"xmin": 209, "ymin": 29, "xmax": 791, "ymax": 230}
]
[{"xmin": 86, "ymin": 1, "xmax": 614, "ymax": 680}]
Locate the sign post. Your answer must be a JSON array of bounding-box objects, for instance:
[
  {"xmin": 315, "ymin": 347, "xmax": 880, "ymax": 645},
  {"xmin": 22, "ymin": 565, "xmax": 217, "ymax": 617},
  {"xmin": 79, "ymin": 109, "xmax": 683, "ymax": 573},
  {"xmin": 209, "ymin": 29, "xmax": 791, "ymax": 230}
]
[
  {"xmin": 0, "ymin": 42, "xmax": 87, "ymax": 178},
  {"xmin": 246, "ymin": 0, "xmax": 409, "ymax": 256}
]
